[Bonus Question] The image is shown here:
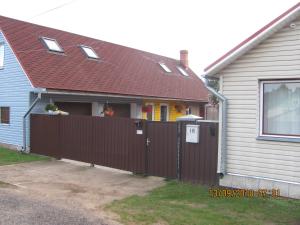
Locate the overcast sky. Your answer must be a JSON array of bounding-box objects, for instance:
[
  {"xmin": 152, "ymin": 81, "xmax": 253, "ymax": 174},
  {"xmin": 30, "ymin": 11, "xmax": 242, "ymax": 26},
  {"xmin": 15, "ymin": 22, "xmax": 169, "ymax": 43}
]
[{"xmin": 0, "ymin": 0, "xmax": 298, "ymax": 75}]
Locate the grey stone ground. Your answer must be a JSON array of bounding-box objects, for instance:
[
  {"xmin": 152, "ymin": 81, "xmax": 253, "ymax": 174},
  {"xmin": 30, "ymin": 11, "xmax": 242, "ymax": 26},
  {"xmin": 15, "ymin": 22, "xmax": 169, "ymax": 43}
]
[{"xmin": 0, "ymin": 189, "xmax": 105, "ymax": 225}]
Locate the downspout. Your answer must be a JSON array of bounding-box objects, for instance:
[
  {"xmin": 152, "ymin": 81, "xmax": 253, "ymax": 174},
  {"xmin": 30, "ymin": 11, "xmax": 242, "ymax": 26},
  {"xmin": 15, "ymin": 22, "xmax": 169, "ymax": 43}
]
[
  {"xmin": 201, "ymin": 76, "xmax": 227, "ymax": 176},
  {"xmin": 23, "ymin": 92, "xmax": 42, "ymax": 152}
]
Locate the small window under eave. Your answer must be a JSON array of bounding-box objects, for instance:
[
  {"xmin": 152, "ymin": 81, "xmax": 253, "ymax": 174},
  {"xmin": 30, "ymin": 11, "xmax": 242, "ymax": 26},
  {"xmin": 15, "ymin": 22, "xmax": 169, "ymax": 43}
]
[
  {"xmin": 80, "ymin": 45, "xmax": 99, "ymax": 59},
  {"xmin": 41, "ymin": 37, "xmax": 64, "ymax": 53},
  {"xmin": 177, "ymin": 66, "xmax": 189, "ymax": 76},
  {"xmin": 159, "ymin": 62, "xmax": 172, "ymax": 73},
  {"xmin": 0, "ymin": 43, "xmax": 4, "ymax": 69}
]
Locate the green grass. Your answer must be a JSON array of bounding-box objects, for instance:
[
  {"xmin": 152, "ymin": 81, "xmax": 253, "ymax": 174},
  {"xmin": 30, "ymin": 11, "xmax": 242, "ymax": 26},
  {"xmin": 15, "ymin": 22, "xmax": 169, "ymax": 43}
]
[
  {"xmin": 0, "ymin": 147, "xmax": 49, "ymax": 166},
  {"xmin": 107, "ymin": 181, "xmax": 300, "ymax": 225}
]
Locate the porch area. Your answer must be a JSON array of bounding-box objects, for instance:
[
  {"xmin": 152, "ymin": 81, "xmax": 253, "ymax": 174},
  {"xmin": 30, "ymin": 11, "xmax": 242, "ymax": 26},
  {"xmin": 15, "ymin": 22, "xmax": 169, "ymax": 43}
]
[{"xmin": 30, "ymin": 92, "xmax": 207, "ymax": 121}]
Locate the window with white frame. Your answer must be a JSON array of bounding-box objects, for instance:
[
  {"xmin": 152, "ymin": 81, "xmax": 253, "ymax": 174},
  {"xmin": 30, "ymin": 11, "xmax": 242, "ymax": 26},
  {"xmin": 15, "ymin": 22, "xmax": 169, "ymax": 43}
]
[
  {"xmin": 41, "ymin": 37, "xmax": 64, "ymax": 53},
  {"xmin": 260, "ymin": 80, "xmax": 300, "ymax": 137},
  {"xmin": 177, "ymin": 66, "xmax": 189, "ymax": 76},
  {"xmin": 0, "ymin": 43, "xmax": 4, "ymax": 69},
  {"xmin": 159, "ymin": 62, "xmax": 172, "ymax": 73},
  {"xmin": 80, "ymin": 45, "xmax": 99, "ymax": 59}
]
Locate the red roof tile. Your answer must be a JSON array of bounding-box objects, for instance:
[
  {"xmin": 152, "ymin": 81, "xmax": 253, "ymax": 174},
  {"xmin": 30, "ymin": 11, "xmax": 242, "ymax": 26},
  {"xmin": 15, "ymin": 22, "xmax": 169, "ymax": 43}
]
[{"xmin": 0, "ymin": 16, "xmax": 208, "ymax": 102}]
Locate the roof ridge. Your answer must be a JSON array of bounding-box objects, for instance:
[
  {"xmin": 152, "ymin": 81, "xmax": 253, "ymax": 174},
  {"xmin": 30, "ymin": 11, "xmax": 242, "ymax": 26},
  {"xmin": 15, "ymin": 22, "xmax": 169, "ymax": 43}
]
[
  {"xmin": 0, "ymin": 15, "xmax": 208, "ymax": 101},
  {"xmin": 0, "ymin": 15, "xmax": 179, "ymax": 63}
]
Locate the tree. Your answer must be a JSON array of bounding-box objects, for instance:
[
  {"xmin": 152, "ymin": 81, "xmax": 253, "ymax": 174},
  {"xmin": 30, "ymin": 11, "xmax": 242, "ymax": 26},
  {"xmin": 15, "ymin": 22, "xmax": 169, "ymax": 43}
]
[{"xmin": 207, "ymin": 78, "xmax": 219, "ymax": 105}]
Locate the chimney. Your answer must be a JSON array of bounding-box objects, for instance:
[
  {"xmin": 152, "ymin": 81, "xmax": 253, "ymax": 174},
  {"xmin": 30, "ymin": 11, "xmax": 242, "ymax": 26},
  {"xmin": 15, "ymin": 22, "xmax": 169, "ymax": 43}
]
[{"xmin": 180, "ymin": 50, "xmax": 189, "ymax": 68}]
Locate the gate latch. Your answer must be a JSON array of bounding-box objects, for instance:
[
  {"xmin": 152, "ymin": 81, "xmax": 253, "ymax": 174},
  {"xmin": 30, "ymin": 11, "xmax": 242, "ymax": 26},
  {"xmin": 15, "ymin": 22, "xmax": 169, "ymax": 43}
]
[{"xmin": 146, "ymin": 138, "xmax": 151, "ymax": 146}]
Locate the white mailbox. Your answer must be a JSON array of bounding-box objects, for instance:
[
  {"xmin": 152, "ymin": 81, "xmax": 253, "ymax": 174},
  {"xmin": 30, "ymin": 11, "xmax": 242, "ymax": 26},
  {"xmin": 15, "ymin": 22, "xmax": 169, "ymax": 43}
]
[{"xmin": 186, "ymin": 124, "xmax": 200, "ymax": 143}]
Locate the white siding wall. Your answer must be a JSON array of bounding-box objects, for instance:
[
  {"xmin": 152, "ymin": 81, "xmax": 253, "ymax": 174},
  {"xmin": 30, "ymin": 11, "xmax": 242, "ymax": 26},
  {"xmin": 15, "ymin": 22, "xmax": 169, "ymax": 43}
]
[{"xmin": 219, "ymin": 18, "xmax": 300, "ymax": 188}]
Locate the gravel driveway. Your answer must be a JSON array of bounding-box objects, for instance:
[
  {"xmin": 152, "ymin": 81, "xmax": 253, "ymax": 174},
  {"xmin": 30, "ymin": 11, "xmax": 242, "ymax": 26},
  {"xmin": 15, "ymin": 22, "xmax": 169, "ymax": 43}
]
[
  {"xmin": 0, "ymin": 160, "xmax": 164, "ymax": 225},
  {"xmin": 0, "ymin": 189, "xmax": 104, "ymax": 225}
]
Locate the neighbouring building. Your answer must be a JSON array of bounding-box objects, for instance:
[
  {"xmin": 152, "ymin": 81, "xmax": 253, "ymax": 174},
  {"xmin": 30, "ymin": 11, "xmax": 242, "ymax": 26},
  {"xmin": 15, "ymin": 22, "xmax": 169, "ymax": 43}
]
[
  {"xmin": 204, "ymin": 3, "xmax": 300, "ymax": 199},
  {"xmin": 0, "ymin": 16, "xmax": 209, "ymax": 150}
]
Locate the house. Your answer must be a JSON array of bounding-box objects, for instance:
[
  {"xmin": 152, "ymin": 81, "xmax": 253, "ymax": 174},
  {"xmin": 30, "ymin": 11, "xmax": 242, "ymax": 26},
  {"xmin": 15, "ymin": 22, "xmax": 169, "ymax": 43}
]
[
  {"xmin": 0, "ymin": 16, "xmax": 208, "ymax": 150},
  {"xmin": 204, "ymin": 3, "xmax": 300, "ymax": 199}
]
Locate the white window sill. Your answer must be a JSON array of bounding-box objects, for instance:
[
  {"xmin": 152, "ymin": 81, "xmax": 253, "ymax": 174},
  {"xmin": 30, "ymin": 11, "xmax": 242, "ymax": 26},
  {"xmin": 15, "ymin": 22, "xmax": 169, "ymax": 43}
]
[{"xmin": 257, "ymin": 136, "xmax": 300, "ymax": 143}]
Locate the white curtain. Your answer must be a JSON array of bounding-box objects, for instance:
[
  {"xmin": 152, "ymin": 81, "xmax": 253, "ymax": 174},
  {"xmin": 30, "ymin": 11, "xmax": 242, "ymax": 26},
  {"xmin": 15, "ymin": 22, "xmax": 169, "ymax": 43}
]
[{"xmin": 263, "ymin": 82, "xmax": 300, "ymax": 136}]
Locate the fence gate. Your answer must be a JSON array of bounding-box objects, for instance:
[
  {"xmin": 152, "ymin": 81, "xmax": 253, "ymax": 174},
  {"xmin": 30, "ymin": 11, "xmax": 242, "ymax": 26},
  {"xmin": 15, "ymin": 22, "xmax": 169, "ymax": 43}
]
[
  {"xmin": 146, "ymin": 121, "xmax": 178, "ymax": 179},
  {"xmin": 31, "ymin": 114, "xmax": 219, "ymax": 185},
  {"xmin": 179, "ymin": 121, "xmax": 219, "ymax": 185}
]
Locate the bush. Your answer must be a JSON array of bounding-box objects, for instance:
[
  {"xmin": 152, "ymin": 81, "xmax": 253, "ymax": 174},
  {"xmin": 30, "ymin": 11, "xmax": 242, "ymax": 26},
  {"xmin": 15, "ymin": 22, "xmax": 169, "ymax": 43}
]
[{"xmin": 45, "ymin": 103, "xmax": 58, "ymax": 112}]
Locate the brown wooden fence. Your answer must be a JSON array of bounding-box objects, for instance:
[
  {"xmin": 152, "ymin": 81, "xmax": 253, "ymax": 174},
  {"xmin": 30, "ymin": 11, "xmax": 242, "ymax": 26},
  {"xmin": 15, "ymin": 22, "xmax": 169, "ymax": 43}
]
[
  {"xmin": 31, "ymin": 114, "xmax": 218, "ymax": 185},
  {"xmin": 179, "ymin": 121, "xmax": 219, "ymax": 185}
]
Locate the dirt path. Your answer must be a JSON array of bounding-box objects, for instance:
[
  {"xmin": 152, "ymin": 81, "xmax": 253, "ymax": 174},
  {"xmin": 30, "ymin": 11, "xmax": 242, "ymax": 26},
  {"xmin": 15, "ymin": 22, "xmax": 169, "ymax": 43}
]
[{"xmin": 0, "ymin": 160, "xmax": 165, "ymax": 224}]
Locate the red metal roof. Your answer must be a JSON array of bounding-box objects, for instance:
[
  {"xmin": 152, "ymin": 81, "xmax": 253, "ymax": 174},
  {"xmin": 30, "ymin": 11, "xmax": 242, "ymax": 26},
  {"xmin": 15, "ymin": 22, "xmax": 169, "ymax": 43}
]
[
  {"xmin": 204, "ymin": 2, "xmax": 300, "ymax": 72},
  {"xmin": 0, "ymin": 16, "xmax": 208, "ymax": 102}
]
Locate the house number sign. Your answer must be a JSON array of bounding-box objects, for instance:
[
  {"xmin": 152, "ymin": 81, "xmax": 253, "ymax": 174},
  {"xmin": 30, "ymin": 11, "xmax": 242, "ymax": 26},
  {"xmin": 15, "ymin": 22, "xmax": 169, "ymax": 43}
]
[{"xmin": 186, "ymin": 124, "xmax": 200, "ymax": 143}]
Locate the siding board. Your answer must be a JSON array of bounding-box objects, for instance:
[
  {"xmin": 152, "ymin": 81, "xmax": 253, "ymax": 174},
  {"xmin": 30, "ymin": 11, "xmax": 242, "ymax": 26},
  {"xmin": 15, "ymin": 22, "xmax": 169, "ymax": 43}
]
[
  {"xmin": 0, "ymin": 31, "xmax": 32, "ymax": 148},
  {"xmin": 220, "ymin": 17, "xmax": 300, "ymax": 183}
]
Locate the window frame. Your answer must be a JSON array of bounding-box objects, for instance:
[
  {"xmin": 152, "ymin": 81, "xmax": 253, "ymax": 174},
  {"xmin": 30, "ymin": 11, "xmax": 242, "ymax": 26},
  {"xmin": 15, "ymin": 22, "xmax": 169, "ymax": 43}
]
[
  {"xmin": 177, "ymin": 66, "xmax": 189, "ymax": 76},
  {"xmin": 41, "ymin": 37, "xmax": 64, "ymax": 53},
  {"xmin": 158, "ymin": 62, "xmax": 172, "ymax": 73},
  {"xmin": 0, "ymin": 107, "xmax": 10, "ymax": 125},
  {"xmin": 259, "ymin": 79, "xmax": 300, "ymax": 139},
  {"xmin": 80, "ymin": 45, "xmax": 99, "ymax": 59},
  {"xmin": 0, "ymin": 42, "xmax": 4, "ymax": 69},
  {"xmin": 160, "ymin": 103, "xmax": 169, "ymax": 122}
]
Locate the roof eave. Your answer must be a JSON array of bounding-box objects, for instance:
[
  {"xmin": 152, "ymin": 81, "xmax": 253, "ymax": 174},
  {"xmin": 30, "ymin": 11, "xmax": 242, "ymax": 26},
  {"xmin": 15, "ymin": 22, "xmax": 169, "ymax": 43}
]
[{"xmin": 34, "ymin": 88, "xmax": 208, "ymax": 103}]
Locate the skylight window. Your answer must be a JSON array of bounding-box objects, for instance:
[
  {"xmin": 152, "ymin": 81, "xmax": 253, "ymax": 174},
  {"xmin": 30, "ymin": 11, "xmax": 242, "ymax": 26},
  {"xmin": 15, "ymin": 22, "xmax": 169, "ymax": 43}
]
[
  {"xmin": 80, "ymin": 45, "xmax": 99, "ymax": 59},
  {"xmin": 42, "ymin": 37, "xmax": 63, "ymax": 53},
  {"xmin": 159, "ymin": 62, "xmax": 171, "ymax": 73},
  {"xmin": 177, "ymin": 66, "xmax": 189, "ymax": 76}
]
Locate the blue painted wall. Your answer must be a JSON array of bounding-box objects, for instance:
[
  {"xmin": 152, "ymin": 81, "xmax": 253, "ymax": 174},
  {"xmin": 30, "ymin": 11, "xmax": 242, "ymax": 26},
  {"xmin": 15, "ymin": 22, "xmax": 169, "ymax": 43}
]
[{"xmin": 0, "ymin": 31, "xmax": 33, "ymax": 148}]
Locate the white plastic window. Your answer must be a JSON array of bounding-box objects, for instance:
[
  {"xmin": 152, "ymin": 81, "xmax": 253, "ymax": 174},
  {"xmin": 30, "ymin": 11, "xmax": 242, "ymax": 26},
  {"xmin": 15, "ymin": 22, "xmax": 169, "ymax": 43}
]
[
  {"xmin": 42, "ymin": 37, "xmax": 64, "ymax": 52},
  {"xmin": 261, "ymin": 80, "xmax": 300, "ymax": 137},
  {"xmin": 177, "ymin": 66, "xmax": 189, "ymax": 76},
  {"xmin": 81, "ymin": 46, "xmax": 99, "ymax": 59},
  {"xmin": 159, "ymin": 62, "xmax": 171, "ymax": 73}
]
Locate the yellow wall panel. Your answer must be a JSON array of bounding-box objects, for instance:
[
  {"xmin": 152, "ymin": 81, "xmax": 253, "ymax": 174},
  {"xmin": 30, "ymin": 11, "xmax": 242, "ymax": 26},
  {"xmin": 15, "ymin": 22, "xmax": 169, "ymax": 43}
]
[
  {"xmin": 169, "ymin": 102, "xmax": 185, "ymax": 121},
  {"xmin": 142, "ymin": 100, "xmax": 185, "ymax": 121}
]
